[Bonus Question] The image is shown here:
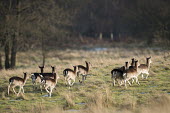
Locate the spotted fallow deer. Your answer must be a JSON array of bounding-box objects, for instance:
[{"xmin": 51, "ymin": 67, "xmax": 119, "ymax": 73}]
[
  {"xmin": 138, "ymin": 57, "xmax": 152, "ymax": 79},
  {"xmin": 41, "ymin": 74, "xmax": 60, "ymax": 97},
  {"xmin": 8, "ymin": 72, "xmax": 29, "ymax": 96},
  {"xmin": 63, "ymin": 66, "xmax": 78, "ymax": 87},
  {"xmin": 123, "ymin": 60, "xmax": 141, "ymax": 88},
  {"xmin": 77, "ymin": 61, "xmax": 92, "ymax": 83},
  {"xmin": 31, "ymin": 66, "xmax": 56, "ymax": 91}
]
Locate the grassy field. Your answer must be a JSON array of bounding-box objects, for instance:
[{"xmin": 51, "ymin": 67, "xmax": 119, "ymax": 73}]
[{"xmin": 0, "ymin": 46, "xmax": 170, "ymax": 113}]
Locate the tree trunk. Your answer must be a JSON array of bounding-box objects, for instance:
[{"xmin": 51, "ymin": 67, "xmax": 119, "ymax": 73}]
[
  {"xmin": 42, "ymin": 51, "xmax": 45, "ymax": 66},
  {"xmin": 5, "ymin": 40, "xmax": 10, "ymax": 69},
  {"xmin": 42, "ymin": 37, "xmax": 45, "ymax": 66},
  {"xmin": 79, "ymin": 33, "xmax": 84, "ymax": 42},
  {"xmin": 11, "ymin": 34, "xmax": 17, "ymax": 68},
  {"xmin": 99, "ymin": 32, "xmax": 103, "ymax": 40},
  {"xmin": 0, "ymin": 52, "xmax": 3, "ymax": 70},
  {"xmin": 10, "ymin": 0, "xmax": 20, "ymax": 69},
  {"xmin": 111, "ymin": 33, "xmax": 113, "ymax": 41}
]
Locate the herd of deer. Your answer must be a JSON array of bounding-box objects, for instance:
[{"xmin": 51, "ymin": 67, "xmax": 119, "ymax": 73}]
[
  {"xmin": 111, "ymin": 57, "xmax": 152, "ymax": 88},
  {"xmin": 7, "ymin": 57, "xmax": 152, "ymax": 97}
]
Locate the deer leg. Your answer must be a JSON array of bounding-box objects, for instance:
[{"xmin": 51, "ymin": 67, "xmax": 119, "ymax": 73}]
[
  {"xmin": 131, "ymin": 78, "xmax": 135, "ymax": 84},
  {"xmin": 124, "ymin": 80, "xmax": 127, "ymax": 88},
  {"xmin": 118, "ymin": 80, "xmax": 122, "ymax": 86},
  {"xmin": 12, "ymin": 86, "xmax": 17, "ymax": 94},
  {"xmin": 141, "ymin": 73, "xmax": 144, "ymax": 79},
  {"xmin": 22, "ymin": 86, "xmax": 25, "ymax": 94},
  {"xmin": 135, "ymin": 77, "xmax": 140, "ymax": 85},
  {"xmin": 64, "ymin": 77, "xmax": 68, "ymax": 85},
  {"xmin": 127, "ymin": 80, "xmax": 132, "ymax": 86},
  {"xmin": 66, "ymin": 77, "xmax": 71, "ymax": 86},
  {"xmin": 17, "ymin": 86, "xmax": 22, "ymax": 96},
  {"xmin": 77, "ymin": 72, "xmax": 81, "ymax": 82},
  {"xmin": 40, "ymin": 84, "xmax": 43, "ymax": 92},
  {"xmin": 82, "ymin": 75, "xmax": 86, "ymax": 83},
  {"xmin": 49, "ymin": 87, "xmax": 53, "ymax": 98},
  {"xmin": 71, "ymin": 79, "xmax": 75, "ymax": 86},
  {"xmin": 120, "ymin": 80, "xmax": 125, "ymax": 86},
  {"xmin": 146, "ymin": 73, "xmax": 149, "ymax": 79},
  {"xmin": 116, "ymin": 79, "xmax": 119, "ymax": 86},
  {"xmin": 8, "ymin": 85, "xmax": 10, "ymax": 95},
  {"xmin": 84, "ymin": 75, "xmax": 87, "ymax": 80},
  {"xmin": 45, "ymin": 86, "xmax": 50, "ymax": 96},
  {"xmin": 112, "ymin": 79, "xmax": 116, "ymax": 86},
  {"xmin": 68, "ymin": 79, "xmax": 72, "ymax": 86},
  {"xmin": 33, "ymin": 82, "xmax": 36, "ymax": 90}
]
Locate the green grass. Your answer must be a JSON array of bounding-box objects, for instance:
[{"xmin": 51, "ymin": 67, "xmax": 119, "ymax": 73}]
[{"xmin": 0, "ymin": 47, "xmax": 170, "ymax": 113}]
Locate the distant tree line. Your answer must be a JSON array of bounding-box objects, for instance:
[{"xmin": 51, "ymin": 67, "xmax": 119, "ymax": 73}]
[
  {"xmin": 74, "ymin": 0, "xmax": 170, "ymax": 41},
  {"xmin": 0, "ymin": 0, "xmax": 170, "ymax": 69}
]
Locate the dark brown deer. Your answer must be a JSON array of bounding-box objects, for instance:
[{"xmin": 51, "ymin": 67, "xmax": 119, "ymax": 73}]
[
  {"xmin": 111, "ymin": 62, "xmax": 130, "ymax": 86},
  {"xmin": 129, "ymin": 58, "xmax": 135, "ymax": 69}
]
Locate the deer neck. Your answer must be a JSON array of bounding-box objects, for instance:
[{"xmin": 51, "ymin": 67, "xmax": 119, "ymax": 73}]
[
  {"xmin": 23, "ymin": 74, "xmax": 27, "ymax": 84},
  {"xmin": 52, "ymin": 68, "xmax": 55, "ymax": 74},
  {"xmin": 74, "ymin": 66, "xmax": 77, "ymax": 74},
  {"xmin": 40, "ymin": 68, "xmax": 43, "ymax": 73},
  {"xmin": 131, "ymin": 59, "xmax": 135, "ymax": 66},
  {"xmin": 146, "ymin": 59, "xmax": 149, "ymax": 68},
  {"xmin": 125, "ymin": 62, "xmax": 128, "ymax": 70},
  {"xmin": 54, "ymin": 74, "xmax": 57, "ymax": 83},
  {"xmin": 86, "ymin": 62, "xmax": 89, "ymax": 72},
  {"xmin": 146, "ymin": 59, "xmax": 151, "ymax": 69},
  {"xmin": 135, "ymin": 62, "xmax": 138, "ymax": 71},
  {"xmin": 39, "ymin": 66, "xmax": 44, "ymax": 73}
]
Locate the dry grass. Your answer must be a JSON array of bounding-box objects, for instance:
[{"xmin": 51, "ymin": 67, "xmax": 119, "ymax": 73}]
[
  {"xmin": 29, "ymin": 94, "xmax": 170, "ymax": 113},
  {"xmin": 0, "ymin": 46, "xmax": 170, "ymax": 113}
]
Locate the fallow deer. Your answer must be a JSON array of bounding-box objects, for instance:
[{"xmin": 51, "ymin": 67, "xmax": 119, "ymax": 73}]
[
  {"xmin": 41, "ymin": 74, "xmax": 60, "ymax": 97},
  {"xmin": 129, "ymin": 58, "xmax": 135, "ymax": 69},
  {"xmin": 31, "ymin": 66, "xmax": 56, "ymax": 90},
  {"xmin": 111, "ymin": 62, "xmax": 130, "ymax": 86},
  {"xmin": 123, "ymin": 60, "xmax": 141, "ymax": 88},
  {"xmin": 63, "ymin": 66, "xmax": 78, "ymax": 87},
  {"xmin": 8, "ymin": 72, "xmax": 29, "ymax": 96},
  {"xmin": 77, "ymin": 61, "xmax": 92, "ymax": 83},
  {"xmin": 138, "ymin": 57, "xmax": 152, "ymax": 79}
]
